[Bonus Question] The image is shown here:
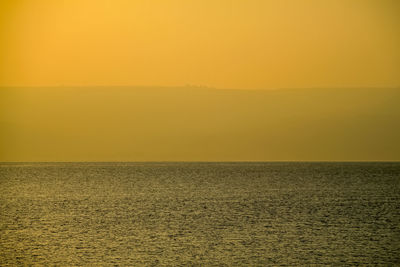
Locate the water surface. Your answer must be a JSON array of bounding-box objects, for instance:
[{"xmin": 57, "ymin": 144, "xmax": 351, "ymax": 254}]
[{"xmin": 1, "ymin": 162, "xmax": 399, "ymax": 265}]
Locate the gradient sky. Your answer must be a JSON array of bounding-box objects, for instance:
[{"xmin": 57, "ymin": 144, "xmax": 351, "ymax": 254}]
[
  {"xmin": 1, "ymin": 0, "xmax": 399, "ymax": 88},
  {"xmin": 0, "ymin": 1, "xmax": 399, "ymax": 161}
]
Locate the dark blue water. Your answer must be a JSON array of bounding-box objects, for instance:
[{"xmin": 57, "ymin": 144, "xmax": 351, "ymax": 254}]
[{"xmin": 1, "ymin": 162, "xmax": 399, "ymax": 265}]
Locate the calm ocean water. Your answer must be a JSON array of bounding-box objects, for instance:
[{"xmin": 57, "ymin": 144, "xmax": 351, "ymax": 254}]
[{"xmin": 0, "ymin": 162, "xmax": 399, "ymax": 265}]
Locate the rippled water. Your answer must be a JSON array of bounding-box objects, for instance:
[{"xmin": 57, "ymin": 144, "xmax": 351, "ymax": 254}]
[{"xmin": 0, "ymin": 162, "xmax": 399, "ymax": 265}]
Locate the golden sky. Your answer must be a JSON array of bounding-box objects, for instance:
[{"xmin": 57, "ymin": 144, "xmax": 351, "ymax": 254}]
[
  {"xmin": 1, "ymin": 87, "xmax": 399, "ymax": 161},
  {"xmin": 1, "ymin": 1, "xmax": 399, "ymax": 161},
  {"xmin": 1, "ymin": 0, "xmax": 399, "ymax": 88}
]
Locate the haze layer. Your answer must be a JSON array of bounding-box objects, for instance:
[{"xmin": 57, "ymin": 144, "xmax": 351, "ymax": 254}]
[{"xmin": 1, "ymin": 87, "xmax": 399, "ymax": 161}]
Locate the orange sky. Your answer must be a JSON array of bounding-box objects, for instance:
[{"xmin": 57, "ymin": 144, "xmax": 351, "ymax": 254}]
[
  {"xmin": 1, "ymin": 0, "xmax": 399, "ymax": 89},
  {"xmin": 1, "ymin": 87, "xmax": 399, "ymax": 161},
  {"xmin": 1, "ymin": 1, "xmax": 400, "ymax": 161}
]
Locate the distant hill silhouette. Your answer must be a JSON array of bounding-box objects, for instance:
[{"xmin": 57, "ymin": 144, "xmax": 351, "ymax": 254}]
[{"xmin": 1, "ymin": 86, "xmax": 399, "ymax": 161}]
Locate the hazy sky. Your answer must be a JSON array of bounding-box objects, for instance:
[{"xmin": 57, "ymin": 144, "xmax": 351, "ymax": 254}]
[
  {"xmin": 1, "ymin": 87, "xmax": 399, "ymax": 161},
  {"xmin": 1, "ymin": 0, "xmax": 399, "ymax": 88},
  {"xmin": 1, "ymin": 1, "xmax": 399, "ymax": 161}
]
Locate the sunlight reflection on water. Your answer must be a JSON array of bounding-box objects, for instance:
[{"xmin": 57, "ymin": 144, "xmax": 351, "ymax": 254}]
[{"xmin": 1, "ymin": 162, "xmax": 399, "ymax": 265}]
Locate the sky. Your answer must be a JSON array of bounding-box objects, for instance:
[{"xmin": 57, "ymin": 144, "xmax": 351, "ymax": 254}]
[
  {"xmin": 1, "ymin": 87, "xmax": 399, "ymax": 161},
  {"xmin": 0, "ymin": 0, "xmax": 399, "ymax": 161},
  {"xmin": 1, "ymin": 0, "xmax": 399, "ymax": 89}
]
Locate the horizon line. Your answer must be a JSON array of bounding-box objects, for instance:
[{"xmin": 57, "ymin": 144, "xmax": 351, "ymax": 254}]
[
  {"xmin": 1, "ymin": 160, "xmax": 400, "ymax": 163},
  {"xmin": 1, "ymin": 85, "xmax": 400, "ymax": 91}
]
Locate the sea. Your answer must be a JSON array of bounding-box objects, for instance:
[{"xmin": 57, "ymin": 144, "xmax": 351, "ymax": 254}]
[{"xmin": 0, "ymin": 162, "xmax": 399, "ymax": 266}]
